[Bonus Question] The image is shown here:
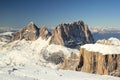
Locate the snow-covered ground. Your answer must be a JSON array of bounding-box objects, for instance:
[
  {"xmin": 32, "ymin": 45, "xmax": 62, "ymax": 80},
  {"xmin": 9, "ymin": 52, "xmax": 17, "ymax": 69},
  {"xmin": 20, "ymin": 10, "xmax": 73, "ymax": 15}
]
[
  {"xmin": 0, "ymin": 37, "xmax": 79, "ymax": 67},
  {"xmin": 81, "ymin": 37, "xmax": 120, "ymax": 55},
  {"xmin": 0, "ymin": 65, "xmax": 120, "ymax": 80}
]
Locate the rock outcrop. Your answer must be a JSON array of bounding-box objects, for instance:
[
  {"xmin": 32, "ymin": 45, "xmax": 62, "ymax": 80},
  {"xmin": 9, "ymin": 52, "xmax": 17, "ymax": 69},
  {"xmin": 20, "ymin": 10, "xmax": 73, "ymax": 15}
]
[
  {"xmin": 10, "ymin": 22, "xmax": 51, "ymax": 41},
  {"xmin": 10, "ymin": 22, "xmax": 39, "ymax": 41},
  {"xmin": 59, "ymin": 52, "xmax": 80, "ymax": 70},
  {"xmin": 50, "ymin": 21, "xmax": 94, "ymax": 48},
  {"xmin": 76, "ymin": 38, "xmax": 120, "ymax": 77},
  {"xmin": 76, "ymin": 48, "xmax": 120, "ymax": 77},
  {"xmin": 39, "ymin": 27, "xmax": 51, "ymax": 40}
]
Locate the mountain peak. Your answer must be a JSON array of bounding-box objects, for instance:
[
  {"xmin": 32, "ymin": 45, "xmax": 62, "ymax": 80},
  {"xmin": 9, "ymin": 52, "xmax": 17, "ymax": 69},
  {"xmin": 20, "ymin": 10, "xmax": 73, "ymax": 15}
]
[
  {"xmin": 10, "ymin": 22, "xmax": 39, "ymax": 41},
  {"xmin": 10, "ymin": 20, "xmax": 94, "ymax": 49},
  {"xmin": 50, "ymin": 20, "xmax": 94, "ymax": 48},
  {"xmin": 29, "ymin": 21, "xmax": 34, "ymax": 25}
]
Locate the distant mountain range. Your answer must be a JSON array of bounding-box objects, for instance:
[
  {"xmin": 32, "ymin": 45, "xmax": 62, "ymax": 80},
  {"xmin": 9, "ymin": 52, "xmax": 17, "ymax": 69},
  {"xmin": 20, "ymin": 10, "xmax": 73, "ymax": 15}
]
[
  {"xmin": 0, "ymin": 20, "xmax": 120, "ymax": 79},
  {"xmin": 90, "ymin": 27, "xmax": 120, "ymax": 41},
  {"xmin": 1, "ymin": 26, "xmax": 120, "ymax": 41}
]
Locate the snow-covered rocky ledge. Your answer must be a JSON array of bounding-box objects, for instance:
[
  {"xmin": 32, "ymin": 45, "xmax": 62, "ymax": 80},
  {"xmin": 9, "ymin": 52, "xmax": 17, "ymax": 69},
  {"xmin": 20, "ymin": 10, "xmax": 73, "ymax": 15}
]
[
  {"xmin": 76, "ymin": 38, "xmax": 120, "ymax": 77},
  {"xmin": 81, "ymin": 37, "xmax": 120, "ymax": 55}
]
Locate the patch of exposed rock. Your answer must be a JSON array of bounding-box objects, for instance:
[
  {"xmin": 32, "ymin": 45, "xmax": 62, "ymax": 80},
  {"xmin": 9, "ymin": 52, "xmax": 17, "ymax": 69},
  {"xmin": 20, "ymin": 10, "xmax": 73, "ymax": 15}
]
[
  {"xmin": 39, "ymin": 27, "xmax": 51, "ymax": 40},
  {"xmin": 10, "ymin": 23, "xmax": 51, "ymax": 41},
  {"xmin": 10, "ymin": 22, "xmax": 39, "ymax": 41},
  {"xmin": 42, "ymin": 50, "xmax": 64, "ymax": 65},
  {"xmin": 76, "ymin": 43, "xmax": 120, "ymax": 77},
  {"xmin": 50, "ymin": 21, "xmax": 94, "ymax": 48},
  {"xmin": 59, "ymin": 52, "xmax": 80, "ymax": 70}
]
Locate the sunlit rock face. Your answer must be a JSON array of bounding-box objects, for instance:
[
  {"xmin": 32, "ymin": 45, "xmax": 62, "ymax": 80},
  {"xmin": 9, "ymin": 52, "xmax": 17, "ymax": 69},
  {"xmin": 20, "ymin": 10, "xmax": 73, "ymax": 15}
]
[
  {"xmin": 50, "ymin": 20, "xmax": 94, "ymax": 48},
  {"xmin": 10, "ymin": 20, "xmax": 94, "ymax": 48},
  {"xmin": 10, "ymin": 22, "xmax": 39, "ymax": 41},
  {"xmin": 39, "ymin": 27, "xmax": 51, "ymax": 40},
  {"xmin": 76, "ymin": 38, "xmax": 120, "ymax": 77},
  {"xmin": 10, "ymin": 23, "xmax": 52, "ymax": 41}
]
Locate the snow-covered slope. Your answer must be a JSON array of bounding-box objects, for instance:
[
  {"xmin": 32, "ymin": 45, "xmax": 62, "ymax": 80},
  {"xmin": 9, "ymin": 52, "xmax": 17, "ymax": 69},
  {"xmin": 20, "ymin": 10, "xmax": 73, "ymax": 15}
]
[
  {"xmin": 81, "ymin": 37, "xmax": 120, "ymax": 55},
  {"xmin": 0, "ymin": 35, "xmax": 120, "ymax": 79},
  {"xmin": 0, "ymin": 65, "xmax": 120, "ymax": 80},
  {"xmin": 0, "ymin": 37, "xmax": 79, "ymax": 67}
]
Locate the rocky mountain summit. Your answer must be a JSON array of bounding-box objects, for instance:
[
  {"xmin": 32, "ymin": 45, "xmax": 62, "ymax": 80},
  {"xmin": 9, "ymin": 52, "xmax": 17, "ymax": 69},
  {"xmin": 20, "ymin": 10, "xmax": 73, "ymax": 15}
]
[
  {"xmin": 10, "ymin": 22, "xmax": 51, "ymax": 41},
  {"xmin": 10, "ymin": 20, "xmax": 94, "ymax": 48},
  {"xmin": 50, "ymin": 21, "xmax": 94, "ymax": 48},
  {"xmin": 10, "ymin": 22, "xmax": 39, "ymax": 41}
]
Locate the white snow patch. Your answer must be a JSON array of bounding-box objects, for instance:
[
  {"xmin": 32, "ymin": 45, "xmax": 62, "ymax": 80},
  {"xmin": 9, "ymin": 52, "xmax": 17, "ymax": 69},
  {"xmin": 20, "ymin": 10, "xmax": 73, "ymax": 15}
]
[
  {"xmin": 46, "ymin": 44, "xmax": 79, "ymax": 57},
  {"xmin": 0, "ymin": 31, "xmax": 13, "ymax": 36}
]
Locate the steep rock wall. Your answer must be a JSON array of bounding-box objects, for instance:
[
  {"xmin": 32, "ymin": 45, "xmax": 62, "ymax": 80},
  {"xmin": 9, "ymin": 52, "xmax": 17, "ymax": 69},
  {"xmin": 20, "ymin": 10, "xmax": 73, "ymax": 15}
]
[
  {"xmin": 76, "ymin": 48, "xmax": 120, "ymax": 77},
  {"xmin": 50, "ymin": 21, "xmax": 94, "ymax": 48}
]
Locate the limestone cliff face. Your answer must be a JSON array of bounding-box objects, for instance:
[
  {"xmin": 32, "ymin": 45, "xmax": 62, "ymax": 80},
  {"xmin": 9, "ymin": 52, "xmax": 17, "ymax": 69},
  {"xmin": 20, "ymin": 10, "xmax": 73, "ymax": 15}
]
[
  {"xmin": 50, "ymin": 21, "xmax": 94, "ymax": 48},
  {"xmin": 76, "ymin": 48, "xmax": 120, "ymax": 77},
  {"xmin": 10, "ymin": 22, "xmax": 39, "ymax": 41}
]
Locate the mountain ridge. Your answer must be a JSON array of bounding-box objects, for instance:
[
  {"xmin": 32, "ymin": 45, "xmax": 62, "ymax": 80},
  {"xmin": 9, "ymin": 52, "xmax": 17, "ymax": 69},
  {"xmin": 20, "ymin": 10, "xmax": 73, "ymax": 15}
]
[{"xmin": 10, "ymin": 20, "xmax": 94, "ymax": 48}]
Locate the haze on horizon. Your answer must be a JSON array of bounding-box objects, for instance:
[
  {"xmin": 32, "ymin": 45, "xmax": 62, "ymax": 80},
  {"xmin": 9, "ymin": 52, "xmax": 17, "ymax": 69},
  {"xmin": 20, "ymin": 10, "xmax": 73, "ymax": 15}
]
[{"xmin": 0, "ymin": 0, "xmax": 120, "ymax": 28}]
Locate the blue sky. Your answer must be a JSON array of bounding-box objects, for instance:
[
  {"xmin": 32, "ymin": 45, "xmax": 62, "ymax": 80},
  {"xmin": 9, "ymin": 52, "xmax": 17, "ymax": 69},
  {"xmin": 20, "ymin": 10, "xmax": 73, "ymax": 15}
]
[{"xmin": 0, "ymin": 0, "xmax": 120, "ymax": 28}]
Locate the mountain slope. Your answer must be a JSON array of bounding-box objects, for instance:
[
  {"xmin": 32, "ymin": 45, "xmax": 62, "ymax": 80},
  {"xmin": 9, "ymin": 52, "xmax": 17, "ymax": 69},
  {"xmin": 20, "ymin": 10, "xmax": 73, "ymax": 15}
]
[{"xmin": 0, "ymin": 65, "xmax": 120, "ymax": 80}]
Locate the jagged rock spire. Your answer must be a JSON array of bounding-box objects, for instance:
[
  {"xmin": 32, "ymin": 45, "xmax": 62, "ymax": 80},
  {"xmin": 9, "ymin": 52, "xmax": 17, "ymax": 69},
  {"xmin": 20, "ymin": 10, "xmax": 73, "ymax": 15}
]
[{"xmin": 50, "ymin": 20, "xmax": 94, "ymax": 48}]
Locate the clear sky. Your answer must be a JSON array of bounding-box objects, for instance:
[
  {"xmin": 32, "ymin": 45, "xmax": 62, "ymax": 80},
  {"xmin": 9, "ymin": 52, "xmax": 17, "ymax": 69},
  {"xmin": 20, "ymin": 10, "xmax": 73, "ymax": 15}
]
[{"xmin": 0, "ymin": 0, "xmax": 120, "ymax": 28}]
